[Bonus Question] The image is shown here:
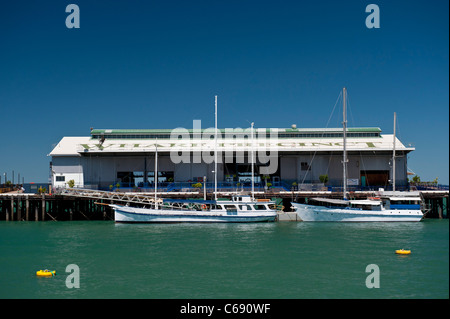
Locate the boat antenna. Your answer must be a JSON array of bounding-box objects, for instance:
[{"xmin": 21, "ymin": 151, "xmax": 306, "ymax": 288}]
[
  {"xmin": 251, "ymin": 122, "xmax": 255, "ymax": 201},
  {"xmin": 214, "ymin": 95, "xmax": 218, "ymax": 201},
  {"xmin": 393, "ymin": 112, "xmax": 396, "ymax": 192},
  {"xmin": 342, "ymin": 87, "xmax": 348, "ymax": 200},
  {"xmin": 155, "ymin": 138, "xmax": 158, "ymax": 209}
]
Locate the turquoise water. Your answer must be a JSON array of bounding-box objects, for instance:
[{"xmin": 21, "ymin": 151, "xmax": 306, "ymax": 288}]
[{"xmin": 0, "ymin": 220, "xmax": 448, "ymax": 299}]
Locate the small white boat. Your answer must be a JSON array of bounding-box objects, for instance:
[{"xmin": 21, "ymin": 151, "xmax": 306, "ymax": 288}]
[
  {"xmin": 112, "ymin": 195, "xmax": 278, "ymax": 223},
  {"xmin": 291, "ymin": 195, "xmax": 424, "ymax": 222}
]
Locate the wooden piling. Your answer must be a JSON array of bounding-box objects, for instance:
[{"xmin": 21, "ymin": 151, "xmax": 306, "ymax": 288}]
[
  {"xmin": 10, "ymin": 197, "xmax": 14, "ymax": 221},
  {"xmin": 438, "ymin": 201, "xmax": 443, "ymax": 219},
  {"xmin": 26, "ymin": 196, "xmax": 29, "ymax": 221},
  {"xmin": 41, "ymin": 194, "xmax": 45, "ymax": 221},
  {"xmin": 35, "ymin": 206, "xmax": 39, "ymax": 221},
  {"xmin": 17, "ymin": 196, "xmax": 21, "ymax": 221}
]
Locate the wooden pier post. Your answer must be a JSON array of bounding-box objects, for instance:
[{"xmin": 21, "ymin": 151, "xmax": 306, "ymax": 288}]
[
  {"xmin": 10, "ymin": 196, "xmax": 14, "ymax": 221},
  {"xmin": 35, "ymin": 206, "xmax": 39, "ymax": 221},
  {"xmin": 25, "ymin": 196, "xmax": 29, "ymax": 221},
  {"xmin": 438, "ymin": 200, "xmax": 443, "ymax": 219},
  {"xmin": 443, "ymin": 197, "xmax": 448, "ymax": 219},
  {"xmin": 6, "ymin": 207, "xmax": 9, "ymax": 221},
  {"xmin": 41, "ymin": 194, "xmax": 45, "ymax": 221},
  {"xmin": 17, "ymin": 196, "xmax": 21, "ymax": 221}
]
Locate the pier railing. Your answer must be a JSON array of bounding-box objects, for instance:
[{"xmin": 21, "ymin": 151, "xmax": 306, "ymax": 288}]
[
  {"xmin": 60, "ymin": 188, "xmax": 162, "ymax": 205},
  {"xmin": 62, "ymin": 181, "xmax": 449, "ymax": 196}
]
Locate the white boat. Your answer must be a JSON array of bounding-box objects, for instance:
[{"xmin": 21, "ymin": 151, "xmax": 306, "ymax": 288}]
[
  {"xmin": 112, "ymin": 195, "xmax": 277, "ymax": 223},
  {"xmin": 291, "ymin": 195, "xmax": 424, "ymax": 222},
  {"xmin": 291, "ymin": 88, "xmax": 424, "ymax": 222}
]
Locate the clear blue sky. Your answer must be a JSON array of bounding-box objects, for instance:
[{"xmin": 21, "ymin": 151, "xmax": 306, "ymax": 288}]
[{"xmin": 0, "ymin": 0, "xmax": 448, "ymax": 184}]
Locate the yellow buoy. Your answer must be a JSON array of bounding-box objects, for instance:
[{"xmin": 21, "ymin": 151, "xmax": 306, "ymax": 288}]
[
  {"xmin": 36, "ymin": 269, "xmax": 56, "ymax": 277},
  {"xmin": 395, "ymin": 249, "xmax": 411, "ymax": 255}
]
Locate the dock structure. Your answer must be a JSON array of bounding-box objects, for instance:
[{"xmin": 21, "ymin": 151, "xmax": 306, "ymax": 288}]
[
  {"xmin": 0, "ymin": 193, "xmax": 113, "ymax": 221},
  {"xmin": 60, "ymin": 188, "xmax": 162, "ymax": 206},
  {"xmin": 0, "ymin": 189, "xmax": 448, "ymax": 221}
]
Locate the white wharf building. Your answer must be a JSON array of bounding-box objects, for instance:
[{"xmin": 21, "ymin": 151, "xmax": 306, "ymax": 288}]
[{"xmin": 49, "ymin": 126, "xmax": 414, "ymax": 191}]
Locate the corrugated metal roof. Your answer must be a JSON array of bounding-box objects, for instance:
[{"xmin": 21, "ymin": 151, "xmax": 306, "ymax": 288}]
[
  {"xmin": 91, "ymin": 127, "xmax": 382, "ymax": 135},
  {"xmin": 49, "ymin": 134, "xmax": 414, "ymax": 156}
]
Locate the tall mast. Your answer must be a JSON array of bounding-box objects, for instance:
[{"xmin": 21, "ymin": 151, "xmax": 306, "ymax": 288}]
[
  {"xmin": 214, "ymin": 95, "xmax": 218, "ymax": 201},
  {"xmin": 342, "ymin": 87, "xmax": 348, "ymax": 200},
  {"xmin": 251, "ymin": 122, "xmax": 255, "ymax": 201},
  {"xmin": 154, "ymin": 139, "xmax": 158, "ymax": 209},
  {"xmin": 393, "ymin": 112, "xmax": 396, "ymax": 192}
]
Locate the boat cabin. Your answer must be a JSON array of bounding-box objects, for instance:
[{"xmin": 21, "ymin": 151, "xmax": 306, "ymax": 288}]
[{"xmin": 383, "ymin": 197, "xmax": 421, "ymax": 210}]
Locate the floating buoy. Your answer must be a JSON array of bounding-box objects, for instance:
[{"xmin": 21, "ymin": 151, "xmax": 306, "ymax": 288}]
[
  {"xmin": 36, "ymin": 269, "xmax": 56, "ymax": 277},
  {"xmin": 395, "ymin": 249, "xmax": 411, "ymax": 255}
]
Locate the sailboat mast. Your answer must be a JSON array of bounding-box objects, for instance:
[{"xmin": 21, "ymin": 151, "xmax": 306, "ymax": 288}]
[
  {"xmin": 214, "ymin": 95, "xmax": 218, "ymax": 201},
  {"xmin": 342, "ymin": 87, "xmax": 348, "ymax": 200},
  {"xmin": 393, "ymin": 112, "xmax": 396, "ymax": 192},
  {"xmin": 251, "ymin": 122, "xmax": 255, "ymax": 201},
  {"xmin": 155, "ymin": 139, "xmax": 158, "ymax": 209}
]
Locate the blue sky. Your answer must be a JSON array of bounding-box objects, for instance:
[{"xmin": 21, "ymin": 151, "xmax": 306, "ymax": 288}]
[{"xmin": 0, "ymin": 0, "xmax": 448, "ymax": 184}]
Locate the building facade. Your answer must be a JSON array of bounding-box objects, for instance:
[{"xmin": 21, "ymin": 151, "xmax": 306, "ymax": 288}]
[{"xmin": 49, "ymin": 126, "xmax": 414, "ymax": 191}]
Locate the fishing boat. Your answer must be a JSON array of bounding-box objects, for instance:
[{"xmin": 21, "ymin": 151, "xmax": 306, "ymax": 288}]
[
  {"xmin": 112, "ymin": 195, "xmax": 277, "ymax": 223},
  {"xmin": 291, "ymin": 88, "xmax": 424, "ymax": 222},
  {"xmin": 112, "ymin": 96, "xmax": 277, "ymax": 223}
]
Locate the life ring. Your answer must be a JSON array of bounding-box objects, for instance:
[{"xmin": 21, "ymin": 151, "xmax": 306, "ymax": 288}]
[{"xmin": 201, "ymin": 204, "xmax": 207, "ymax": 210}]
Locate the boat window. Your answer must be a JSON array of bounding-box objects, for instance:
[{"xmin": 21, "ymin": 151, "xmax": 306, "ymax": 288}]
[
  {"xmin": 254, "ymin": 204, "xmax": 267, "ymax": 210},
  {"xmin": 351, "ymin": 204, "xmax": 378, "ymax": 210},
  {"xmin": 391, "ymin": 200, "xmax": 420, "ymax": 205},
  {"xmin": 224, "ymin": 204, "xmax": 237, "ymax": 212},
  {"xmin": 238, "ymin": 205, "xmax": 252, "ymax": 210}
]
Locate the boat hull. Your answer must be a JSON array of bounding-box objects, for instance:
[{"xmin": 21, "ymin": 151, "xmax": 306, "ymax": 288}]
[
  {"xmin": 291, "ymin": 203, "xmax": 423, "ymax": 222},
  {"xmin": 113, "ymin": 205, "xmax": 277, "ymax": 223}
]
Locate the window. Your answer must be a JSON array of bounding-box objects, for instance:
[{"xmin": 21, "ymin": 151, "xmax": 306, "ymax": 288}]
[
  {"xmin": 56, "ymin": 176, "xmax": 65, "ymax": 182},
  {"xmin": 254, "ymin": 204, "xmax": 267, "ymax": 210},
  {"xmin": 301, "ymin": 162, "xmax": 311, "ymax": 171},
  {"xmin": 224, "ymin": 205, "xmax": 238, "ymax": 213}
]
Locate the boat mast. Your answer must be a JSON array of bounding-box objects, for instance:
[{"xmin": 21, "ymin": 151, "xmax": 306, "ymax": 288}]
[
  {"xmin": 155, "ymin": 139, "xmax": 158, "ymax": 209},
  {"xmin": 393, "ymin": 112, "xmax": 396, "ymax": 192},
  {"xmin": 342, "ymin": 87, "xmax": 348, "ymax": 200},
  {"xmin": 214, "ymin": 95, "xmax": 218, "ymax": 201},
  {"xmin": 251, "ymin": 122, "xmax": 255, "ymax": 201}
]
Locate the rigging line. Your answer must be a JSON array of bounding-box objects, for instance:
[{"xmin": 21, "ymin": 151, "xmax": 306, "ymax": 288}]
[
  {"xmin": 346, "ymin": 90, "xmax": 357, "ymax": 128},
  {"xmin": 300, "ymin": 90, "xmax": 342, "ymax": 186},
  {"xmin": 325, "ymin": 91, "xmax": 343, "ymax": 128}
]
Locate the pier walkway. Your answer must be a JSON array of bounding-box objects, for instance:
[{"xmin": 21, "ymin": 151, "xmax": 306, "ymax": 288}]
[{"xmin": 60, "ymin": 188, "xmax": 162, "ymax": 205}]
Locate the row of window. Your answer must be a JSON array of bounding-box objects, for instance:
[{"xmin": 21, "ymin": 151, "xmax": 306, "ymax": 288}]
[{"xmin": 91, "ymin": 132, "xmax": 380, "ymax": 140}]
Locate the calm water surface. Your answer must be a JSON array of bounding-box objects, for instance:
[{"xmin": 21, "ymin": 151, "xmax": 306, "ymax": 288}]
[{"xmin": 0, "ymin": 220, "xmax": 448, "ymax": 298}]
